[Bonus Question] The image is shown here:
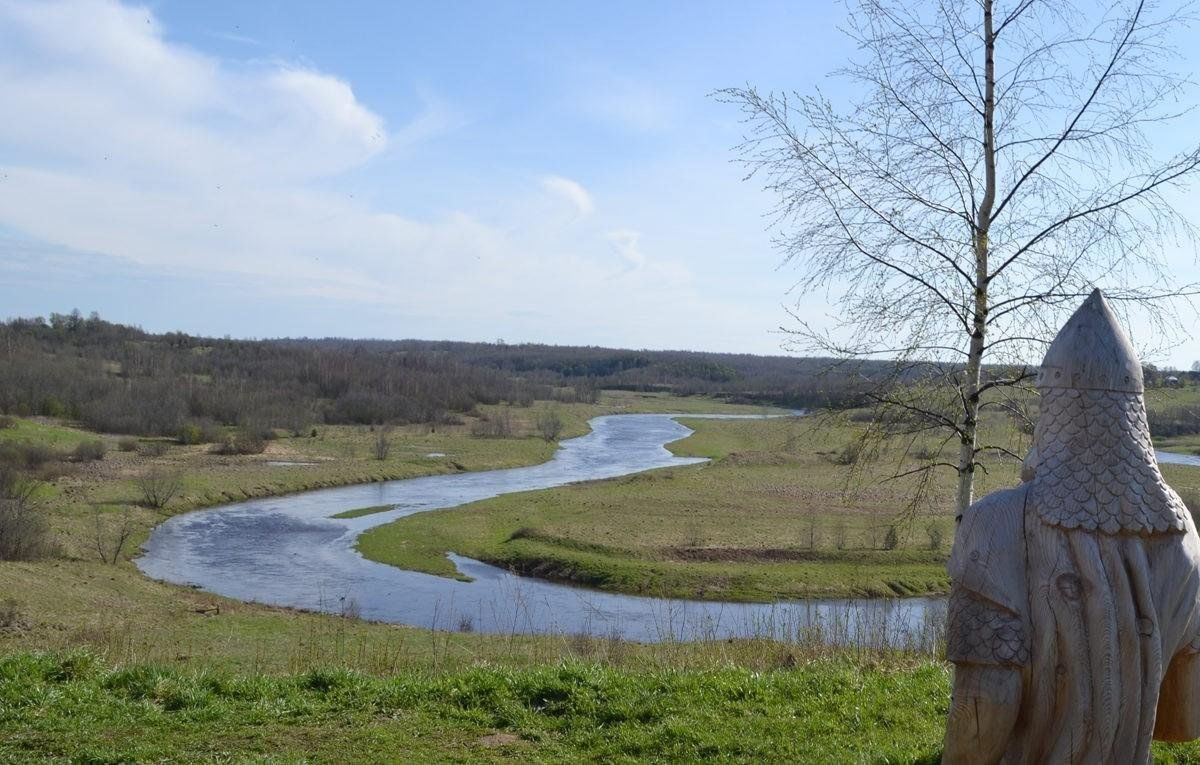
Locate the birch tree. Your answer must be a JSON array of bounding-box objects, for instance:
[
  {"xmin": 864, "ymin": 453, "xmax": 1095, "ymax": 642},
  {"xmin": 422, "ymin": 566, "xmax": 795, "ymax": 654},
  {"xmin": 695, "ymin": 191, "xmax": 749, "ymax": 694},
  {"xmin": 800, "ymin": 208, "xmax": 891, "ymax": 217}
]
[{"xmin": 720, "ymin": 0, "xmax": 1200, "ymax": 513}]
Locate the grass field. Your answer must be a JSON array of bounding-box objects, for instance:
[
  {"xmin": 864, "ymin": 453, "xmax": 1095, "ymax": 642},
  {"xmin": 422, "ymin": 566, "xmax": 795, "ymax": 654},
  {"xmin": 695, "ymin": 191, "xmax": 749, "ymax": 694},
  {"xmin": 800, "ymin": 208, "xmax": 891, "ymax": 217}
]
[
  {"xmin": 357, "ymin": 414, "xmax": 1019, "ymax": 600},
  {"xmin": 0, "ymin": 651, "xmax": 953, "ymax": 764},
  {"xmin": 5, "ymin": 651, "xmax": 1200, "ymax": 763},
  {"xmin": 1, "ymin": 391, "xmax": 773, "ymax": 563},
  {"xmin": 357, "ymin": 395, "xmax": 1200, "ymax": 602},
  {"xmin": 9, "ymin": 390, "xmax": 1200, "ymax": 761},
  {"xmin": 0, "ymin": 391, "xmax": 792, "ymax": 672}
]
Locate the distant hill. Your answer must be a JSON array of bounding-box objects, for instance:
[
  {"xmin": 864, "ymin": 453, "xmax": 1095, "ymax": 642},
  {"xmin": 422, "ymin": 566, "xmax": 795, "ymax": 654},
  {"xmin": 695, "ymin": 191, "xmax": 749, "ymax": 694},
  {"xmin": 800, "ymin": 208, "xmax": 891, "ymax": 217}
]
[{"xmin": 0, "ymin": 311, "xmax": 875, "ymax": 437}]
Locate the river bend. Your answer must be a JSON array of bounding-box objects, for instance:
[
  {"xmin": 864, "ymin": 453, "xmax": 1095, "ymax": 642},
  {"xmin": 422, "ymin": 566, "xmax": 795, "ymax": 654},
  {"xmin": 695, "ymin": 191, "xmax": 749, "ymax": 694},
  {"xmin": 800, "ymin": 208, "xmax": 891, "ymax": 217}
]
[{"xmin": 137, "ymin": 414, "xmax": 947, "ymax": 645}]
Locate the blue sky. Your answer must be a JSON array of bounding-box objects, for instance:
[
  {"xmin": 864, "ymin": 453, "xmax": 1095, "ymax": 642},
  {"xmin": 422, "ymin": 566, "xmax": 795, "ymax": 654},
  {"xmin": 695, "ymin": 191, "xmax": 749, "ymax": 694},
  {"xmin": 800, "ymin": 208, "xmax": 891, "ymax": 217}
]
[{"xmin": 2, "ymin": 0, "xmax": 1199, "ymax": 365}]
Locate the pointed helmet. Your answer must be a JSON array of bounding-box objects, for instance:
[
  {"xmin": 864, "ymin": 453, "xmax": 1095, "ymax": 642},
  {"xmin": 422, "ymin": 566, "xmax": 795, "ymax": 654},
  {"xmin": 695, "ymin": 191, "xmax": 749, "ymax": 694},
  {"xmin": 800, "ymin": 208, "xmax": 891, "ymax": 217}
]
[
  {"xmin": 1029, "ymin": 289, "xmax": 1187, "ymax": 535},
  {"xmin": 1035, "ymin": 289, "xmax": 1142, "ymax": 393}
]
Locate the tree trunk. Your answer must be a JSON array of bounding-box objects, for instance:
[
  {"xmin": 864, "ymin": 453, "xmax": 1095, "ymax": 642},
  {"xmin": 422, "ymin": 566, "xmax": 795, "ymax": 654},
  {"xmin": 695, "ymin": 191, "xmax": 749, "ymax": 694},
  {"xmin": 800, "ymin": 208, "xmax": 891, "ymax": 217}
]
[{"xmin": 957, "ymin": 0, "xmax": 997, "ymax": 515}]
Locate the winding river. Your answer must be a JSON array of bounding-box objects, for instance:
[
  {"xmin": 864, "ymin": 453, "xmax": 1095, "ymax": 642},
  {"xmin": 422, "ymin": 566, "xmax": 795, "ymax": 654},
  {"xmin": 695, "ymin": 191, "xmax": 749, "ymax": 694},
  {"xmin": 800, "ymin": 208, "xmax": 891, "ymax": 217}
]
[{"xmin": 138, "ymin": 414, "xmax": 944, "ymax": 646}]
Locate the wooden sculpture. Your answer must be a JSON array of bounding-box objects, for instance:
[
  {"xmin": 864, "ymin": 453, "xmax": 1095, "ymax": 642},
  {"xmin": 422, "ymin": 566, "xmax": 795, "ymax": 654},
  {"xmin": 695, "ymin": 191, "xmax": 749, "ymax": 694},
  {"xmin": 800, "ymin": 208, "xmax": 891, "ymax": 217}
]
[{"xmin": 943, "ymin": 290, "xmax": 1200, "ymax": 764}]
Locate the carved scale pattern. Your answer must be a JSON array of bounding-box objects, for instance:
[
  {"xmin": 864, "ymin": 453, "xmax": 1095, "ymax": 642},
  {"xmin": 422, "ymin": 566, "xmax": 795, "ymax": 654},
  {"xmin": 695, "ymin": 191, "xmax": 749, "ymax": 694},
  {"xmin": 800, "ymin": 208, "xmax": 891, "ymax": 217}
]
[
  {"xmin": 1030, "ymin": 388, "xmax": 1187, "ymax": 534},
  {"xmin": 946, "ymin": 589, "xmax": 1029, "ymax": 667}
]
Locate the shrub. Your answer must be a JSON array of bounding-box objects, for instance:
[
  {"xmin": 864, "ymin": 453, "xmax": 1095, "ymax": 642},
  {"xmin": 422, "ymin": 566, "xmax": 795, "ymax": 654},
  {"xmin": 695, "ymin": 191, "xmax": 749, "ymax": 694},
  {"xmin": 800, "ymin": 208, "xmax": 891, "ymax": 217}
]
[
  {"xmin": 177, "ymin": 423, "xmax": 202, "ymax": 445},
  {"xmin": 177, "ymin": 419, "xmax": 223, "ymax": 445},
  {"xmin": 0, "ymin": 442, "xmax": 61, "ymax": 470},
  {"xmin": 373, "ymin": 425, "xmax": 393, "ymax": 461},
  {"xmin": 925, "ymin": 522, "xmax": 944, "ymax": 550},
  {"xmin": 830, "ymin": 440, "xmax": 864, "ymax": 466},
  {"xmin": 536, "ymin": 408, "xmax": 564, "ymax": 442},
  {"xmin": 136, "ymin": 467, "xmax": 183, "ymax": 509},
  {"xmin": 0, "ymin": 466, "xmax": 51, "ymax": 561},
  {"xmin": 117, "ymin": 436, "xmax": 139, "ymax": 452},
  {"xmin": 139, "ymin": 441, "xmax": 169, "ymax": 458},
  {"xmin": 92, "ymin": 505, "xmax": 133, "ymax": 565},
  {"xmin": 832, "ymin": 522, "xmax": 848, "ymax": 550},
  {"xmin": 0, "ymin": 416, "xmax": 16, "ymax": 430},
  {"xmin": 70, "ymin": 440, "xmax": 106, "ymax": 462},
  {"xmin": 40, "ymin": 396, "xmax": 67, "ymax": 418},
  {"xmin": 211, "ymin": 428, "xmax": 266, "ymax": 456},
  {"xmin": 882, "ymin": 525, "xmax": 900, "ymax": 551},
  {"xmin": 470, "ymin": 411, "xmax": 514, "ymax": 438}
]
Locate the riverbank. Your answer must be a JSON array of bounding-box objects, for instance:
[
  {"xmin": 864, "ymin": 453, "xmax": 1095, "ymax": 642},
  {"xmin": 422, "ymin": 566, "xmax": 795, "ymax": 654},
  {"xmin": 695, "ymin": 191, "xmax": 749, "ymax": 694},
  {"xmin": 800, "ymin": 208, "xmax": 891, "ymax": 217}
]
[
  {"xmin": 359, "ymin": 411, "xmax": 1200, "ymax": 602},
  {"xmin": 0, "ymin": 392, "xmax": 771, "ymax": 561},
  {"xmin": 357, "ymin": 416, "xmax": 1000, "ymax": 600},
  {"xmin": 0, "ymin": 394, "xmax": 777, "ymax": 664}
]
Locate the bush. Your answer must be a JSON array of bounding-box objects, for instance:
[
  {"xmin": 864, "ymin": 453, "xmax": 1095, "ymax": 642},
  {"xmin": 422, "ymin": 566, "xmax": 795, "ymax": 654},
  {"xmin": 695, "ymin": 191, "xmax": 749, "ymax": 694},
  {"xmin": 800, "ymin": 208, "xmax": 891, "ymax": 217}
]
[
  {"xmin": 470, "ymin": 411, "xmax": 514, "ymax": 438},
  {"xmin": 136, "ymin": 467, "xmax": 183, "ymax": 509},
  {"xmin": 373, "ymin": 425, "xmax": 393, "ymax": 461},
  {"xmin": 830, "ymin": 440, "xmax": 864, "ymax": 466},
  {"xmin": 882, "ymin": 525, "xmax": 900, "ymax": 551},
  {"xmin": 210, "ymin": 427, "xmax": 266, "ymax": 456},
  {"xmin": 117, "ymin": 437, "xmax": 139, "ymax": 452},
  {"xmin": 0, "ymin": 502, "xmax": 49, "ymax": 561},
  {"xmin": 536, "ymin": 409, "xmax": 564, "ymax": 442},
  {"xmin": 0, "ymin": 466, "xmax": 52, "ymax": 561},
  {"xmin": 177, "ymin": 419, "xmax": 223, "ymax": 445},
  {"xmin": 139, "ymin": 441, "xmax": 169, "ymax": 458},
  {"xmin": 0, "ymin": 416, "xmax": 16, "ymax": 430},
  {"xmin": 0, "ymin": 442, "xmax": 62, "ymax": 470},
  {"xmin": 70, "ymin": 440, "xmax": 106, "ymax": 462},
  {"xmin": 925, "ymin": 522, "xmax": 944, "ymax": 551}
]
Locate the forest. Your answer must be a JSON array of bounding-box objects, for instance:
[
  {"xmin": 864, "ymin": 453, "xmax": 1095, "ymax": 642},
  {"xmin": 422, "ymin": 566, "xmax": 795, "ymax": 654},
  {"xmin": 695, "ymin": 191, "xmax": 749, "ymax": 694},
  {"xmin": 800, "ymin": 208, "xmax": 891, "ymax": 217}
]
[{"xmin": 0, "ymin": 311, "xmax": 866, "ymax": 439}]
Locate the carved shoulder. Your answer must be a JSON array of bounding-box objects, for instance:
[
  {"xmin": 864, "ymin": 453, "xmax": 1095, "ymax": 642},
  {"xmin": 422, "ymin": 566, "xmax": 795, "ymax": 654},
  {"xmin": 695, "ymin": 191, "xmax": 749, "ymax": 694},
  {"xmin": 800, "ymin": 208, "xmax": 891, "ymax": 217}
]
[{"xmin": 948, "ymin": 485, "xmax": 1028, "ymax": 616}]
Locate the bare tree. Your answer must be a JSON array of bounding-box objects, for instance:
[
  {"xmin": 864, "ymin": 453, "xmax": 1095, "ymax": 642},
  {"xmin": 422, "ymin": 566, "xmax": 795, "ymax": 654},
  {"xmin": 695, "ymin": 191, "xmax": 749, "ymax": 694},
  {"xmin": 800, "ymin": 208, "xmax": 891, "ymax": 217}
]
[
  {"xmin": 136, "ymin": 466, "xmax": 183, "ymax": 509},
  {"xmin": 720, "ymin": 0, "xmax": 1200, "ymax": 513},
  {"xmin": 92, "ymin": 504, "xmax": 134, "ymax": 565},
  {"xmin": 373, "ymin": 424, "xmax": 394, "ymax": 461}
]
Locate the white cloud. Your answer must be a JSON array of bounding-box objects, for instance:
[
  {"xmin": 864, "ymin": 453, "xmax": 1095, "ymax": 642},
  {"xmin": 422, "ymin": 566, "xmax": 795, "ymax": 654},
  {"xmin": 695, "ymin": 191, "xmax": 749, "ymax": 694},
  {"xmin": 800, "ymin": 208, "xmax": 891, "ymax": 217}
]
[
  {"xmin": 540, "ymin": 175, "xmax": 594, "ymax": 216},
  {"xmin": 0, "ymin": 0, "xmax": 771, "ymax": 352}
]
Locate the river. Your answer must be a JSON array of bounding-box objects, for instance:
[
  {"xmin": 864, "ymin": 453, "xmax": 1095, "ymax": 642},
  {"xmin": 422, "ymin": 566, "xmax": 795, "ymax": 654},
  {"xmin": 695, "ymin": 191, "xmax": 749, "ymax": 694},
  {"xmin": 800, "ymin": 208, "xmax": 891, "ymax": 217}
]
[{"xmin": 137, "ymin": 414, "xmax": 947, "ymax": 647}]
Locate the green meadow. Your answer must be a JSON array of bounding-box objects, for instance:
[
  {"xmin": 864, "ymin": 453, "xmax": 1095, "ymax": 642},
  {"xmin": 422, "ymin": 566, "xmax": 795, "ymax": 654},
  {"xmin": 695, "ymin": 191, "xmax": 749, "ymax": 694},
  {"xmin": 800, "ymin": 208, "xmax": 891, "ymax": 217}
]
[{"xmin": 6, "ymin": 390, "xmax": 1200, "ymax": 761}]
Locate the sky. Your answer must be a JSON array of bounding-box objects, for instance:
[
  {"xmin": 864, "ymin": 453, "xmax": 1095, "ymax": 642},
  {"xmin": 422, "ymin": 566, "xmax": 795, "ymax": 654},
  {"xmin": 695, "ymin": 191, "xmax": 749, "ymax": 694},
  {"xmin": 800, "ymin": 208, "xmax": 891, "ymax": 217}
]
[{"xmin": 2, "ymin": 0, "xmax": 1200, "ymax": 365}]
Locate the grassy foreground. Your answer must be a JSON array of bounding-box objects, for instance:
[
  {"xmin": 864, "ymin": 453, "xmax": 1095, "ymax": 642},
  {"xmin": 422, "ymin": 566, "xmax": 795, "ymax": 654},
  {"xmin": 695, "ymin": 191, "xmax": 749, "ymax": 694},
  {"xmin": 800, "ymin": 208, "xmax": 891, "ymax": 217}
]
[
  {"xmin": 9, "ymin": 391, "xmax": 1200, "ymax": 761},
  {"xmin": 0, "ymin": 651, "xmax": 952, "ymax": 764},
  {"xmin": 6, "ymin": 652, "xmax": 1200, "ymax": 763}
]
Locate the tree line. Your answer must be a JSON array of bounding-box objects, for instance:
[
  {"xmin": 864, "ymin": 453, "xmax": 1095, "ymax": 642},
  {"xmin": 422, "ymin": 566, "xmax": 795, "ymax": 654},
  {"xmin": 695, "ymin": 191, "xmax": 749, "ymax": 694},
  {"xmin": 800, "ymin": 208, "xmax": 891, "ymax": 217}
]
[{"xmin": 0, "ymin": 312, "xmax": 873, "ymax": 438}]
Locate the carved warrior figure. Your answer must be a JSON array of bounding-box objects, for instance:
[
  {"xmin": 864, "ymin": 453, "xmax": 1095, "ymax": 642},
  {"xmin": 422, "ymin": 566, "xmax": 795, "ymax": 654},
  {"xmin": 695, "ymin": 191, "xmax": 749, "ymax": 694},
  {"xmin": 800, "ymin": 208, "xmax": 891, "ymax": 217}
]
[{"xmin": 943, "ymin": 290, "xmax": 1200, "ymax": 764}]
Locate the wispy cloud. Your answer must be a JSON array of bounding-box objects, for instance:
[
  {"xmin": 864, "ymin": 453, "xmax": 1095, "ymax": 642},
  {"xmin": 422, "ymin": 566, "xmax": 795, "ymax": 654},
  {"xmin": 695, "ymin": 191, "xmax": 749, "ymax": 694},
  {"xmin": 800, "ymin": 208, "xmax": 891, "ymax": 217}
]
[
  {"xmin": 540, "ymin": 175, "xmax": 594, "ymax": 216},
  {"xmin": 0, "ymin": 0, "xmax": 769, "ymax": 352}
]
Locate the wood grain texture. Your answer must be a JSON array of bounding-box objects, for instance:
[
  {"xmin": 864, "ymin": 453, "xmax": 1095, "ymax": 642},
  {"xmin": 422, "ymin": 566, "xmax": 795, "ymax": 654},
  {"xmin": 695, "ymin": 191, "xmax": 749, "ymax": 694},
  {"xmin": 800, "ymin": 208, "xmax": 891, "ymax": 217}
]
[{"xmin": 943, "ymin": 291, "xmax": 1200, "ymax": 764}]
